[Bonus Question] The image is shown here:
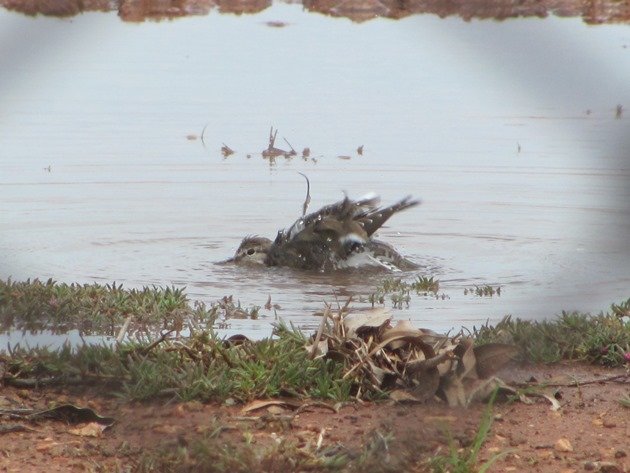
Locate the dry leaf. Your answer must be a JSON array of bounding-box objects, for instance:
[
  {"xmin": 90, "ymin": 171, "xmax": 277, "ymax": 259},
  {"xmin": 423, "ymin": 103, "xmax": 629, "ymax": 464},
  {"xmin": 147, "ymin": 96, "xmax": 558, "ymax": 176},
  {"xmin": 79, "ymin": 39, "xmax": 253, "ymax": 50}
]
[
  {"xmin": 440, "ymin": 376, "xmax": 467, "ymax": 407},
  {"xmin": 343, "ymin": 308, "xmax": 391, "ymax": 338},
  {"xmin": 267, "ymin": 405, "xmax": 287, "ymax": 415},
  {"xmin": 389, "ymin": 389, "xmax": 421, "ymax": 402},
  {"xmin": 153, "ymin": 424, "xmax": 179, "ymax": 434},
  {"xmin": 454, "ymin": 338, "xmax": 478, "ymax": 380},
  {"xmin": 304, "ymin": 339, "xmax": 329, "ymax": 359},
  {"xmin": 408, "ymin": 367, "xmax": 440, "ymax": 402},
  {"xmin": 473, "ymin": 344, "xmax": 519, "ymax": 378},
  {"xmin": 465, "ymin": 377, "xmax": 505, "ymax": 405},
  {"xmin": 554, "ymin": 438, "xmax": 573, "ymax": 452},
  {"xmin": 68, "ymin": 422, "xmax": 107, "ymax": 438},
  {"xmin": 541, "ymin": 393, "xmax": 562, "ymax": 411},
  {"xmin": 241, "ymin": 399, "xmax": 301, "ymax": 414}
]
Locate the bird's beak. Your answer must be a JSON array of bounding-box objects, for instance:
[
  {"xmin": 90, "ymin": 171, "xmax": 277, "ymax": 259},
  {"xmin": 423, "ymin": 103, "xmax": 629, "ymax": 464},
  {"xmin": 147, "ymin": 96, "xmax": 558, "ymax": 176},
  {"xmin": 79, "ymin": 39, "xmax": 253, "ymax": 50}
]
[{"xmin": 215, "ymin": 256, "xmax": 236, "ymax": 265}]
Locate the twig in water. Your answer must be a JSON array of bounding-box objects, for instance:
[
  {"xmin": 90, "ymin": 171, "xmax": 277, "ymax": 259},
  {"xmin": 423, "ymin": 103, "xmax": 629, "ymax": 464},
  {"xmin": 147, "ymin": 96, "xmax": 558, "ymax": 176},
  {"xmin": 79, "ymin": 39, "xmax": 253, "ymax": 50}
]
[
  {"xmin": 283, "ymin": 138, "xmax": 297, "ymax": 156},
  {"xmin": 200, "ymin": 124, "xmax": 208, "ymax": 149},
  {"xmin": 269, "ymin": 126, "xmax": 277, "ymax": 148},
  {"xmin": 298, "ymin": 172, "xmax": 311, "ymax": 216},
  {"xmin": 221, "ymin": 143, "xmax": 235, "ymax": 157}
]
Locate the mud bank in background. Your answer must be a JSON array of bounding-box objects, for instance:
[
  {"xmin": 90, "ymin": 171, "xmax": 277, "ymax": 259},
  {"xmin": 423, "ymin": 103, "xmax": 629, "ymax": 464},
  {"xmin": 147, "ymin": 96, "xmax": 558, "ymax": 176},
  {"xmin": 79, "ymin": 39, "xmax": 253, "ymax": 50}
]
[{"xmin": 1, "ymin": 0, "xmax": 629, "ymax": 23}]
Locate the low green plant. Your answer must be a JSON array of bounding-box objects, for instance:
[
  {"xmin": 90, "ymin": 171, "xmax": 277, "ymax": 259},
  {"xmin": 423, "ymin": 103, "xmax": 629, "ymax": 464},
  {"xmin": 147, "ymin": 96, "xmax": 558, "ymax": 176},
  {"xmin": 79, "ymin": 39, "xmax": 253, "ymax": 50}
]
[
  {"xmin": 366, "ymin": 276, "xmax": 441, "ymax": 308},
  {"xmin": 0, "ymin": 278, "xmax": 219, "ymax": 336},
  {"xmin": 430, "ymin": 390, "xmax": 509, "ymax": 473},
  {"xmin": 473, "ymin": 301, "xmax": 630, "ymax": 367},
  {"xmin": 2, "ymin": 323, "xmax": 354, "ymax": 403},
  {"xmin": 464, "ymin": 285, "xmax": 501, "ymax": 297}
]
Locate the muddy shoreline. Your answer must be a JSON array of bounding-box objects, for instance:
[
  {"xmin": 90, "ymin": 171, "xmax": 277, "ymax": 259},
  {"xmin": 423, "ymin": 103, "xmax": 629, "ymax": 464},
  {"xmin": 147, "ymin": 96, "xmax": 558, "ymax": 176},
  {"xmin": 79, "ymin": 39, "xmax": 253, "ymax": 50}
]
[
  {"xmin": 1, "ymin": 362, "xmax": 627, "ymax": 472},
  {"xmin": 1, "ymin": 0, "xmax": 629, "ymax": 23}
]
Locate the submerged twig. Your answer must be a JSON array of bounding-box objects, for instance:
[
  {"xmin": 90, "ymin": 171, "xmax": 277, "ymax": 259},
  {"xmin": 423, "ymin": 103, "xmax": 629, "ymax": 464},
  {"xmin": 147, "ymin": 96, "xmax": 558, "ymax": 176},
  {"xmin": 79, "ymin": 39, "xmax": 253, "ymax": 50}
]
[
  {"xmin": 283, "ymin": 138, "xmax": 297, "ymax": 156},
  {"xmin": 221, "ymin": 143, "xmax": 235, "ymax": 157},
  {"xmin": 263, "ymin": 126, "xmax": 289, "ymax": 158}
]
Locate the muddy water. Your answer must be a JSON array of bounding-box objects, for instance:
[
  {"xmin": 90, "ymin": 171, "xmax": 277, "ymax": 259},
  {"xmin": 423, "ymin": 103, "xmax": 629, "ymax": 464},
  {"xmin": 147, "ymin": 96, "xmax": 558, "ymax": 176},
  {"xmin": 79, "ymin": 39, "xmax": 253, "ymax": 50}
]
[{"xmin": 1, "ymin": 7, "xmax": 629, "ymax": 342}]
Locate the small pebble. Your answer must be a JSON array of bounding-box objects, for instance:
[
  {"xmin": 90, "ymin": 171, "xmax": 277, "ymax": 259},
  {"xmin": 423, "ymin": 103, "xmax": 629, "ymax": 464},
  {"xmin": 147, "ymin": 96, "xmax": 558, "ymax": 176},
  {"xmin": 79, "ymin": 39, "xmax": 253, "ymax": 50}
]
[
  {"xmin": 555, "ymin": 438, "xmax": 573, "ymax": 452},
  {"xmin": 599, "ymin": 462, "xmax": 621, "ymax": 473}
]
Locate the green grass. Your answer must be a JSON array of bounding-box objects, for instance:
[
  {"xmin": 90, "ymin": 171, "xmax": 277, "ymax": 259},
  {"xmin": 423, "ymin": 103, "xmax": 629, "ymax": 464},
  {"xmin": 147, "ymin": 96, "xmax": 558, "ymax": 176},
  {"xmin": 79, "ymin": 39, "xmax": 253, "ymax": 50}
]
[
  {"xmin": 0, "ymin": 278, "xmax": 219, "ymax": 336},
  {"xmin": 366, "ymin": 276, "xmax": 441, "ymax": 308},
  {"xmin": 1, "ymin": 279, "xmax": 628, "ymax": 405},
  {"xmin": 473, "ymin": 301, "xmax": 630, "ymax": 367},
  {"xmin": 1, "ymin": 279, "xmax": 627, "ymax": 472},
  {"xmin": 430, "ymin": 390, "xmax": 509, "ymax": 473},
  {"xmin": 464, "ymin": 285, "xmax": 501, "ymax": 297},
  {"xmin": 1, "ymin": 323, "xmax": 353, "ymax": 403}
]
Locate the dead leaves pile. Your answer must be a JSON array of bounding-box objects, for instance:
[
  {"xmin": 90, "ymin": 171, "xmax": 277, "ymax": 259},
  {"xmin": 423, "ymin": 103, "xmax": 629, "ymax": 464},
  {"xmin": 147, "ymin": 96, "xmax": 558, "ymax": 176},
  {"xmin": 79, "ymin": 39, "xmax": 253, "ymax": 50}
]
[
  {"xmin": 306, "ymin": 307, "xmax": 519, "ymax": 406},
  {"xmin": 0, "ymin": 403, "xmax": 114, "ymax": 438}
]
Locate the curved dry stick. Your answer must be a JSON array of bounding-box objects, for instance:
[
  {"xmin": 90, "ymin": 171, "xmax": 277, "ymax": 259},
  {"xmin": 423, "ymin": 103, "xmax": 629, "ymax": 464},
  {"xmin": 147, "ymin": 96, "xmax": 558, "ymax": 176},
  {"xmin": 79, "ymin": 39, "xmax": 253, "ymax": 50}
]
[
  {"xmin": 512, "ymin": 373, "xmax": 628, "ymax": 388},
  {"xmin": 200, "ymin": 124, "xmax": 208, "ymax": 149},
  {"xmin": 309, "ymin": 306, "xmax": 330, "ymax": 359},
  {"xmin": 298, "ymin": 172, "xmax": 311, "ymax": 216}
]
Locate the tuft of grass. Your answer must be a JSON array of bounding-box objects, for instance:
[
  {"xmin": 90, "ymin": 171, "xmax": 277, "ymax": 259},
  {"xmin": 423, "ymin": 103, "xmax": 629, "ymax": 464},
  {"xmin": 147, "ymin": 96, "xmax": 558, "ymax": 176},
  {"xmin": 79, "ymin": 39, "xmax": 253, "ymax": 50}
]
[
  {"xmin": 366, "ymin": 276, "xmax": 441, "ymax": 308},
  {"xmin": 464, "ymin": 285, "xmax": 501, "ymax": 297},
  {"xmin": 610, "ymin": 297, "xmax": 630, "ymax": 318},
  {"xmin": 473, "ymin": 299, "xmax": 630, "ymax": 367},
  {"xmin": 430, "ymin": 390, "xmax": 509, "ymax": 473},
  {"xmin": 410, "ymin": 276, "xmax": 440, "ymax": 294}
]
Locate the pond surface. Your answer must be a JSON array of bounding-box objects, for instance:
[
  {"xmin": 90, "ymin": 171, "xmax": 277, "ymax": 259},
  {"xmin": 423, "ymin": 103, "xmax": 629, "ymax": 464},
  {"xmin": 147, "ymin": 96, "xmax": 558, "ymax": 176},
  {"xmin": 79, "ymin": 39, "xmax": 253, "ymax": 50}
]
[{"xmin": 1, "ymin": 7, "xmax": 629, "ymax": 342}]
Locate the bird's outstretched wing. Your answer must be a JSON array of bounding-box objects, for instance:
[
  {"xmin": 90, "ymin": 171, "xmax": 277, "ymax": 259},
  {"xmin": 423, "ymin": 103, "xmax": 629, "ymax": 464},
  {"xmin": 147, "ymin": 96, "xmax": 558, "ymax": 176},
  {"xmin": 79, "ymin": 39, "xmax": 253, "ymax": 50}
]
[{"xmin": 268, "ymin": 194, "xmax": 419, "ymax": 270}]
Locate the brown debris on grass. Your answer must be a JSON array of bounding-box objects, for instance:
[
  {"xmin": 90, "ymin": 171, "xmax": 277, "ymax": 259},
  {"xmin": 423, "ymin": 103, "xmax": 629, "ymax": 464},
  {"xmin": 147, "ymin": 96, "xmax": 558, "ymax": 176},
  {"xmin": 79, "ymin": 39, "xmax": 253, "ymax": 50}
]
[{"xmin": 308, "ymin": 306, "xmax": 519, "ymax": 406}]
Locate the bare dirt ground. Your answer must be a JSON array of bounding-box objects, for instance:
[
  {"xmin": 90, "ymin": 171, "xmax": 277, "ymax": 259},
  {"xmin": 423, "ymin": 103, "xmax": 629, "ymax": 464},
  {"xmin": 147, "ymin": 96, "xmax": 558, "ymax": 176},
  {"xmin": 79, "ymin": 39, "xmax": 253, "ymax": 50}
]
[{"xmin": 1, "ymin": 361, "xmax": 627, "ymax": 472}]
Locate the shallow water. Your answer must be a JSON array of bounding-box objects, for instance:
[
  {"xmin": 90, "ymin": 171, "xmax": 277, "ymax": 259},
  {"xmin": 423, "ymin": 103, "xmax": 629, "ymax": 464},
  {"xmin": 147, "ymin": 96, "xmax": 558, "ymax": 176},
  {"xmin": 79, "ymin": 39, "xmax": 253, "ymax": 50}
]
[{"xmin": 1, "ymin": 7, "xmax": 629, "ymax": 343}]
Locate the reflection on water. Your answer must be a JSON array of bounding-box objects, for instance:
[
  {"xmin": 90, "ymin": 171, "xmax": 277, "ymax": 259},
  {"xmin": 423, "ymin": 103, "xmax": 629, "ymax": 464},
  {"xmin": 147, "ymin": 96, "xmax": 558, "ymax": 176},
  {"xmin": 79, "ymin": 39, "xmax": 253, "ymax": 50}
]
[
  {"xmin": 0, "ymin": 7, "xmax": 629, "ymax": 345},
  {"xmin": 2, "ymin": 0, "xmax": 630, "ymax": 23}
]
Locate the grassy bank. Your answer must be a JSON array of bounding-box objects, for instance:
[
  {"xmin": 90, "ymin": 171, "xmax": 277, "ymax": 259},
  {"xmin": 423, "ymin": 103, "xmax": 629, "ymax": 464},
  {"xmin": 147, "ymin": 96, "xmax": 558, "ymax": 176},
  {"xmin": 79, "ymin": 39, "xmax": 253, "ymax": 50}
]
[
  {"xmin": 1, "ymin": 278, "xmax": 628, "ymax": 401},
  {"xmin": 0, "ymin": 279, "xmax": 628, "ymax": 472}
]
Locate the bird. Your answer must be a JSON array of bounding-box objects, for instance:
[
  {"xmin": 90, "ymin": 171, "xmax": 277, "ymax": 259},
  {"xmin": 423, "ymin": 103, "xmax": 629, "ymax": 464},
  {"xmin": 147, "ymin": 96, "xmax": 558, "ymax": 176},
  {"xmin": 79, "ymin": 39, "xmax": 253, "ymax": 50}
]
[{"xmin": 229, "ymin": 193, "xmax": 420, "ymax": 272}]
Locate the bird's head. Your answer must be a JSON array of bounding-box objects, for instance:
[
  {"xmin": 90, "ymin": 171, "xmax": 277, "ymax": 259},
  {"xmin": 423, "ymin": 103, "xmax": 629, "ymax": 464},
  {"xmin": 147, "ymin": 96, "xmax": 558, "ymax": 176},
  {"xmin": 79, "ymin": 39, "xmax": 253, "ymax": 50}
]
[{"xmin": 231, "ymin": 236, "xmax": 273, "ymax": 265}]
